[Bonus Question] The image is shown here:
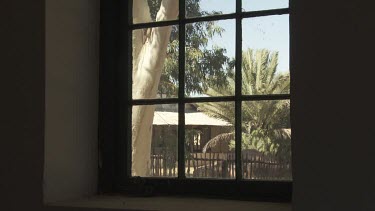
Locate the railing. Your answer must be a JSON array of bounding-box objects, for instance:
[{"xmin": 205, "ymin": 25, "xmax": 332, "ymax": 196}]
[{"xmin": 150, "ymin": 152, "xmax": 292, "ymax": 180}]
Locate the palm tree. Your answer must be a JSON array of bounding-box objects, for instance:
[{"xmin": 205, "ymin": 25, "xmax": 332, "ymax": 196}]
[{"xmin": 199, "ymin": 48, "xmax": 291, "ymax": 161}]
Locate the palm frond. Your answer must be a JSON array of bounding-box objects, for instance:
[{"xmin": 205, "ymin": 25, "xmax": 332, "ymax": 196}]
[{"xmin": 198, "ymin": 48, "xmax": 291, "ymax": 157}]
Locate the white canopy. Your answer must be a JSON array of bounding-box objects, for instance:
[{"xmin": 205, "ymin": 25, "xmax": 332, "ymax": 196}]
[{"xmin": 153, "ymin": 111, "xmax": 231, "ymax": 126}]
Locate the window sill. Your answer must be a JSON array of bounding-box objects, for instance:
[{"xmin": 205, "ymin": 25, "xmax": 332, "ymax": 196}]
[{"xmin": 47, "ymin": 195, "xmax": 291, "ymax": 211}]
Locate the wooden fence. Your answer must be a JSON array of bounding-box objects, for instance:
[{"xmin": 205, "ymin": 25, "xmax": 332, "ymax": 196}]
[{"xmin": 150, "ymin": 152, "xmax": 292, "ymax": 180}]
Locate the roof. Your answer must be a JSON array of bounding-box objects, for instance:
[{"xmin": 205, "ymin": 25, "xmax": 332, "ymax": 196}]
[{"xmin": 153, "ymin": 111, "xmax": 231, "ymax": 126}]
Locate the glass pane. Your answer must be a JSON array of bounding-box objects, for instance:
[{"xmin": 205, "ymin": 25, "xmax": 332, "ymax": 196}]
[
  {"xmin": 185, "ymin": 19, "xmax": 235, "ymax": 97},
  {"xmin": 186, "ymin": 0, "xmax": 235, "ymax": 18},
  {"xmin": 185, "ymin": 102, "xmax": 235, "ymax": 179},
  {"xmin": 241, "ymin": 100, "xmax": 291, "ymax": 180},
  {"xmin": 132, "ymin": 25, "xmax": 179, "ymax": 99},
  {"xmin": 133, "ymin": 0, "xmax": 178, "ymax": 24},
  {"xmin": 242, "ymin": 0, "xmax": 289, "ymax": 12},
  {"xmin": 242, "ymin": 15, "xmax": 290, "ymax": 95},
  {"xmin": 132, "ymin": 104, "xmax": 178, "ymax": 177}
]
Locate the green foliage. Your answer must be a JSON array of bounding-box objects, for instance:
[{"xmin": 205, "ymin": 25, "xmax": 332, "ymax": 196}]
[
  {"xmin": 147, "ymin": 0, "xmax": 231, "ymax": 96},
  {"xmin": 185, "ymin": 128, "xmax": 202, "ymax": 155},
  {"xmin": 152, "ymin": 126, "xmax": 178, "ymax": 168},
  {"xmin": 152, "ymin": 126, "xmax": 201, "ymax": 163},
  {"xmin": 242, "ymin": 49, "xmax": 290, "ymax": 95},
  {"xmin": 200, "ymin": 48, "xmax": 291, "ymax": 161}
]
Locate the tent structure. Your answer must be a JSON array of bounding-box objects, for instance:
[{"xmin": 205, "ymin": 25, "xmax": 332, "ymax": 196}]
[{"xmin": 153, "ymin": 111, "xmax": 231, "ymax": 126}]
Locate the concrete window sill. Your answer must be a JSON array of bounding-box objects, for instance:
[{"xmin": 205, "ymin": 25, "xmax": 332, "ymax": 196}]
[{"xmin": 47, "ymin": 195, "xmax": 291, "ymax": 211}]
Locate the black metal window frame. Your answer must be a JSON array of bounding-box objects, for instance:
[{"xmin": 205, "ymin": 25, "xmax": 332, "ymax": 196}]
[{"xmin": 99, "ymin": 0, "xmax": 292, "ymax": 202}]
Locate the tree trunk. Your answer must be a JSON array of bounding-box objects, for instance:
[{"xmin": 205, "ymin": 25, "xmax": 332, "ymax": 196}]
[{"xmin": 132, "ymin": 0, "xmax": 178, "ymax": 176}]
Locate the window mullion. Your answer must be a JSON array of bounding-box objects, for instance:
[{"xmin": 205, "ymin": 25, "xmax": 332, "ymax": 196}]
[
  {"xmin": 116, "ymin": 0, "xmax": 292, "ymax": 199},
  {"xmin": 178, "ymin": 0, "xmax": 186, "ymax": 179},
  {"xmin": 235, "ymin": 0, "xmax": 243, "ymax": 181},
  {"xmin": 125, "ymin": 0, "xmax": 133, "ymax": 179}
]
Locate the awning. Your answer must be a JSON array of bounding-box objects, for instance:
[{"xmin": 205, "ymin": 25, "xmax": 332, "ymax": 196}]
[{"xmin": 153, "ymin": 111, "xmax": 231, "ymax": 126}]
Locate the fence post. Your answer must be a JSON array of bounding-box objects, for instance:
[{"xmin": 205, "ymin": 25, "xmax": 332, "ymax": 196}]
[
  {"xmin": 249, "ymin": 154, "xmax": 253, "ymax": 179},
  {"xmin": 222, "ymin": 160, "xmax": 228, "ymax": 178},
  {"xmin": 187, "ymin": 154, "xmax": 190, "ymax": 177}
]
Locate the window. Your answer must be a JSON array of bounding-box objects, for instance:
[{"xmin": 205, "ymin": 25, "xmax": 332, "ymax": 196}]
[{"xmin": 100, "ymin": 0, "xmax": 291, "ymax": 201}]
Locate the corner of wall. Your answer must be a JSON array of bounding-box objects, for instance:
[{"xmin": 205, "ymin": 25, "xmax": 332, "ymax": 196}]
[{"xmin": 44, "ymin": 0, "xmax": 100, "ymax": 203}]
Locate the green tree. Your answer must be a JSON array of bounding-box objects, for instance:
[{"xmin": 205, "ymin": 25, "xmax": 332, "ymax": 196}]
[
  {"xmin": 198, "ymin": 48, "xmax": 291, "ymax": 161},
  {"xmin": 148, "ymin": 0, "xmax": 232, "ymax": 96}
]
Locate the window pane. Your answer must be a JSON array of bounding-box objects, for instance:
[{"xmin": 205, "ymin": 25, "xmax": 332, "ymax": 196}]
[
  {"xmin": 132, "ymin": 25, "xmax": 179, "ymax": 99},
  {"xmin": 185, "ymin": 19, "xmax": 235, "ymax": 97},
  {"xmin": 242, "ymin": 0, "xmax": 288, "ymax": 12},
  {"xmin": 132, "ymin": 104, "xmax": 178, "ymax": 177},
  {"xmin": 242, "ymin": 15, "xmax": 290, "ymax": 95},
  {"xmin": 241, "ymin": 100, "xmax": 292, "ymax": 180},
  {"xmin": 185, "ymin": 102, "xmax": 235, "ymax": 179},
  {"xmin": 186, "ymin": 0, "xmax": 235, "ymax": 18},
  {"xmin": 133, "ymin": 0, "xmax": 178, "ymax": 24}
]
